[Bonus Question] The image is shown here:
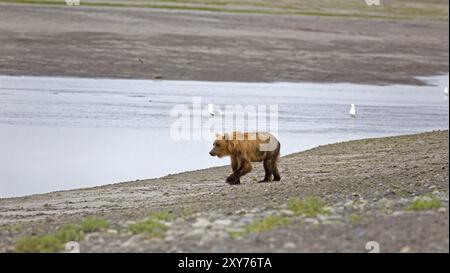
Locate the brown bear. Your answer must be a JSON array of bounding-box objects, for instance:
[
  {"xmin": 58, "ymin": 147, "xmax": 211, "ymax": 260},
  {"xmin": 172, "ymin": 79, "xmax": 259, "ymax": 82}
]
[{"xmin": 209, "ymin": 131, "xmax": 281, "ymax": 185}]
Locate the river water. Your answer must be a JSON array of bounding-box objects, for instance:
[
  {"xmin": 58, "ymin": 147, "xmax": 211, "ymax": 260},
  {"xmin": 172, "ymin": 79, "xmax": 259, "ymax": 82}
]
[{"xmin": 0, "ymin": 75, "xmax": 448, "ymax": 197}]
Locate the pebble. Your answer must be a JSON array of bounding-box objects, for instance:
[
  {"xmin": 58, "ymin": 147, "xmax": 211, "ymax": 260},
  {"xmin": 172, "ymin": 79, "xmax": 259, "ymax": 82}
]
[
  {"xmin": 106, "ymin": 229, "xmax": 118, "ymax": 235},
  {"xmin": 399, "ymin": 246, "xmax": 411, "ymax": 253},
  {"xmin": 192, "ymin": 218, "xmax": 211, "ymax": 229},
  {"xmin": 397, "ymin": 198, "xmax": 410, "ymax": 206},
  {"xmin": 214, "ymin": 219, "xmax": 232, "ymax": 227},
  {"xmin": 392, "ymin": 211, "xmax": 406, "ymax": 217},
  {"xmin": 174, "ymin": 218, "xmax": 186, "ymax": 225},
  {"xmin": 183, "ymin": 229, "xmax": 204, "ymax": 240},
  {"xmin": 304, "ymin": 218, "xmax": 319, "ymax": 225},
  {"xmin": 283, "ymin": 242, "xmax": 296, "ymax": 249},
  {"xmin": 280, "ymin": 209, "xmax": 294, "ymax": 216},
  {"xmin": 121, "ymin": 235, "xmax": 141, "ymax": 248}
]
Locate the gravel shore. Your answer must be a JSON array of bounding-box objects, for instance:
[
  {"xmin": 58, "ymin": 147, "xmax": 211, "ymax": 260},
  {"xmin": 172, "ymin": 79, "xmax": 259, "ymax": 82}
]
[{"xmin": 1, "ymin": 131, "xmax": 448, "ymax": 253}]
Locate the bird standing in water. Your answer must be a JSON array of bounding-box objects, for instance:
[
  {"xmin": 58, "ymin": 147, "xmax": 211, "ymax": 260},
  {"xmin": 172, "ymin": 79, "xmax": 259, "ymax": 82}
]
[
  {"xmin": 208, "ymin": 104, "xmax": 222, "ymax": 117},
  {"xmin": 349, "ymin": 104, "xmax": 357, "ymax": 118}
]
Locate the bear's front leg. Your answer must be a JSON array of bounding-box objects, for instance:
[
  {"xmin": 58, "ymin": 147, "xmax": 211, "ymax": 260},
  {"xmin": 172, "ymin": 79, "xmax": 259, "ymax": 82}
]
[
  {"xmin": 227, "ymin": 156, "xmax": 241, "ymax": 185},
  {"xmin": 226, "ymin": 175, "xmax": 240, "ymax": 185},
  {"xmin": 226, "ymin": 160, "xmax": 252, "ymax": 185}
]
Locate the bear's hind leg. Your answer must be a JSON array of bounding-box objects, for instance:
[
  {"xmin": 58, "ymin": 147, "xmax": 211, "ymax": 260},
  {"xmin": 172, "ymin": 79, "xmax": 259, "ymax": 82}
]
[
  {"xmin": 259, "ymin": 158, "xmax": 273, "ymax": 183},
  {"xmin": 273, "ymin": 158, "xmax": 281, "ymax": 181},
  {"xmin": 273, "ymin": 165, "xmax": 281, "ymax": 181}
]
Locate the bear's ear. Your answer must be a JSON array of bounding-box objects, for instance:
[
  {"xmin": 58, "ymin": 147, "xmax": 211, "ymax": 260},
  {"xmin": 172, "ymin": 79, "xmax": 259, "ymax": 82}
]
[
  {"xmin": 223, "ymin": 132, "xmax": 231, "ymax": 140},
  {"xmin": 215, "ymin": 133, "xmax": 222, "ymax": 139}
]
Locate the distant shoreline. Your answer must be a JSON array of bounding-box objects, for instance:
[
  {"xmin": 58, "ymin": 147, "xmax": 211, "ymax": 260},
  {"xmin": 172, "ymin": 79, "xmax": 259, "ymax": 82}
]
[{"xmin": 0, "ymin": 3, "xmax": 448, "ymax": 85}]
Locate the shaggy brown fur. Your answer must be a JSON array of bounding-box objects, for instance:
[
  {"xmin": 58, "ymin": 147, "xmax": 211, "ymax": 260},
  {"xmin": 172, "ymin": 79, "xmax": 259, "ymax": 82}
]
[{"xmin": 209, "ymin": 132, "xmax": 281, "ymax": 185}]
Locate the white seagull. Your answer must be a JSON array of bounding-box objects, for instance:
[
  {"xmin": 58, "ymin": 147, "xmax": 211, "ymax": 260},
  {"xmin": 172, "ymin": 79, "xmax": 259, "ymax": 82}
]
[
  {"xmin": 349, "ymin": 104, "xmax": 357, "ymax": 118},
  {"xmin": 208, "ymin": 103, "xmax": 222, "ymax": 117}
]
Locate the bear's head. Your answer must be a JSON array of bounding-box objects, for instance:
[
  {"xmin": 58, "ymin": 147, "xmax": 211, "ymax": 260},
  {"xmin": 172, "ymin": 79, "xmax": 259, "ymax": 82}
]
[{"xmin": 209, "ymin": 133, "xmax": 235, "ymax": 158}]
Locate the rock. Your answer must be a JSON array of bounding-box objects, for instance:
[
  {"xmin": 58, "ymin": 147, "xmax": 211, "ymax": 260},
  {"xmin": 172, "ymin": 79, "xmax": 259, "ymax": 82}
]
[
  {"xmin": 280, "ymin": 209, "xmax": 294, "ymax": 216},
  {"xmin": 397, "ymin": 198, "xmax": 410, "ymax": 206},
  {"xmin": 400, "ymin": 246, "xmax": 411, "ymax": 253},
  {"xmin": 213, "ymin": 219, "xmax": 232, "ymax": 227},
  {"xmin": 122, "ymin": 235, "xmax": 141, "ymax": 248},
  {"xmin": 304, "ymin": 218, "xmax": 319, "ymax": 225},
  {"xmin": 227, "ymin": 228, "xmax": 244, "ymax": 235},
  {"xmin": 384, "ymin": 189, "xmax": 396, "ymax": 197},
  {"xmin": 283, "ymin": 242, "xmax": 296, "ymax": 249},
  {"xmin": 344, "ymin": 200, "xmax": 354, "ymax": 208},
  {"xmin": 192, "ymin": 218, "xmax": 211, "ymax": 229},
  {"xmin": 174, "ymin": 218, "xmax": 186, "ymax": 225},
  {"xmin": 164, "ymin": 235, "xmax": 175, "ymax": 242},
  {"xmin": 199, "ymin": 231, "xmax": 228, "ymax": 245},
  {"xmin": 184, "ymin": 229, "xmax": 204, "ymax": 240},
  {"xmin": 392, "ymin": 211, "xmax": 406, "ymax": 217},
  {"xmin": 323, "ymin": 206, "xmax": 336, "ymax": 214},
  {"xmin": 413, "ymin": 196, "xmax": 433, "ymax": 202},
  {"xmin": 376, "ymin": 198, "xmax": 394, "ymax": 209},
  {"xmin": 106, "ymin": 229, "xmax": 118, "ymax": 235}
]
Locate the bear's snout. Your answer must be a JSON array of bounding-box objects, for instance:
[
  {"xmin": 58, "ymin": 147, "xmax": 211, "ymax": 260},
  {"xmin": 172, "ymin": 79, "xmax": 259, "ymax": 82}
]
[{"xmin": 209, "ymin": 149, "xmax": 216, "ymax": 156}]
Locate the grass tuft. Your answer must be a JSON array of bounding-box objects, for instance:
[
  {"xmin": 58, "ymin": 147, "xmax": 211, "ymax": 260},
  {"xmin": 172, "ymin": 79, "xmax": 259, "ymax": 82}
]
[
  {"xmin": 128, "ymin": 219, "xmax": 168, "ymax": 238},
  {"xmin": 54, "ymin": 224, "xmax": 84, "ymax": 242},
  {"xmin": 349, "ymin": 213, "xmax": 365, "ymax": 224},
  {"xmin": 128, "ymin": 211, "xmax": 172, "ymax": 238},
  {"xmin": 14, "ymin": 217, "xmax": 110, "ymax": 253},
  {"xmin": 230, "ymin": 215, "xmax": 291, "ymax": 238},
  {"xmin": 15, "ymin": 235, "xmax": 63, "ymax": 253},
  {"xmin": 287, "ymin": 197, "xmax": 329, "ymax": 217},
  {"xmin": 407, "ymin": 196, "xmax": 442, "ymax": 211},
  {"xmin": 80, "ymin": 218, "xmax": 110, "ymax": 233}
]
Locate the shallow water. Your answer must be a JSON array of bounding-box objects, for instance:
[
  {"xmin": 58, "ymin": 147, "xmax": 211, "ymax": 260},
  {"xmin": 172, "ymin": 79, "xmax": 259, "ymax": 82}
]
[{"xmin": 0, "ymin": 75, "xmax": 448, "ymax": 198}]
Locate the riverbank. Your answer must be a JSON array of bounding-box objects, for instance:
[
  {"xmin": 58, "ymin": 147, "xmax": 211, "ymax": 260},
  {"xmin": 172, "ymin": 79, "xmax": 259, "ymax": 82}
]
[{"xmin": 0, "ymin": 130, "xmax": 448, "ymax": 252}]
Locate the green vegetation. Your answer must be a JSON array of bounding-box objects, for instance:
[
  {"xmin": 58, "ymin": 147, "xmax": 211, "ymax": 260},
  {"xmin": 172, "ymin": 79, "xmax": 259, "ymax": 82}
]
[
  {"xmin": 177, "ymin": 207, "xmax": 198, "ymax": 218},
  {"xmin": 0, "ymin": 224, "xmax": 22, "ymax": 233},
  {"xmin": 54, "ymin": 224, "xmax": 84, "ymax": 242},
  {"xmin": 0, "ymin": 0, "xmax": 447, "ymax": 21},
  {"xmin": 231, "ymin": 215, "xmax": 291, "ymax": 238},
  {"xmin": 349, "ymin": 213, "xmax": 365, "ymax": 224},
  {"xmin": 128, "ymin": 219, "xmax": 168, "ymax": 238},
  {"xmin": 148, "ymin": 211, "xmax": 173, "ymax": 222},
  {"xmin": 287, "ymin": 197, "xmax": 329, "ymax": 217},
  {"xmin": 15, "ymin": 235, "xmax": 63, "ymax": 253},
  {"xmin": 407, "ymin": 196, "xmax": 442, "ymax": 211},
  {"xmin": 80, "ymin": 217, "xmax": 110, "ymax": 233},
  {"xmin": 128, "ymin": 211, "xmax": 172, "ymax": 238},
  {"xmin": 14, "ymin": 217, "xmax": 110, "ymax": 253}
]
